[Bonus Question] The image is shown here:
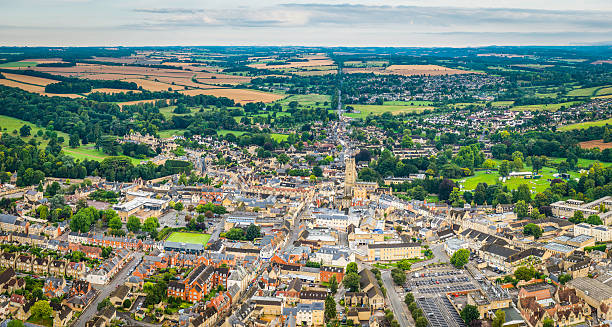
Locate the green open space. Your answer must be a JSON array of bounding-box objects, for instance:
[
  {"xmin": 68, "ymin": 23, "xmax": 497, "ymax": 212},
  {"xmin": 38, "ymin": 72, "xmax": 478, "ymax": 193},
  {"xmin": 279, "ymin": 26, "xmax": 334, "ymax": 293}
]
[
  {"xmin": 63, "ymin": 145, "xmax": 144, "ymax": 165},
  {"xmin": 158, "ymin": 129, "xmax": 184, "ymax": 138},
  {"xmin": 166, "ymin": 231, "xmax": 211, "ymax": 245},
  {"xmin": 567, "ymin": 85, "xmax": 610, "ymax": 97},
  {"xmin": 0, "ymin": 114, "xmax": 69, "ymax": 147},
  {"xmin": 276, "ymin": 94, "xmax": 331, "ymax": 106},
  {"xmin": 0, "ymin": 61, "xmax": 37, "ymax": 68},
  {"xmin": 510, "ymin": 101, "xmax": 581, "ymax": 112},
  {"xmin": 383, "ymin": 100, "xmax": 433, "ymax": 106},
  {"xmin": 558, "ymin": 118, "xmax": 612, "ymax": 131},
  {"xmin": 345, "ymin": 104, "xmax": 433, "ymax": 119},
  {"xmin": 596, "ymin": 87, "xmax": 612, "ymax": 96}
]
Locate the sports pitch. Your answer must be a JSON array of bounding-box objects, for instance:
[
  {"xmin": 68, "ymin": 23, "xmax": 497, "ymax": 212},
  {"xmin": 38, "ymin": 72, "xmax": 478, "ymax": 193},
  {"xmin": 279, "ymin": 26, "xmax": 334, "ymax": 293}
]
[{"xmin": 166, "ymin": 232, "xmax": 211, "ymax": 244}]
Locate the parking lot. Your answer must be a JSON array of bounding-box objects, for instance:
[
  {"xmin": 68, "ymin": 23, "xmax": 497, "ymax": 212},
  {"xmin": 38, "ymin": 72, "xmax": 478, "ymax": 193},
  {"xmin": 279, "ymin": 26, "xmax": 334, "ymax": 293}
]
[
  {"xmin": 417, "ymin": 297, "xmax": 466, "ymax": 327},
  {"xmin": 409, "ymin": 265, "xmax": 475, "ymax": 327}
]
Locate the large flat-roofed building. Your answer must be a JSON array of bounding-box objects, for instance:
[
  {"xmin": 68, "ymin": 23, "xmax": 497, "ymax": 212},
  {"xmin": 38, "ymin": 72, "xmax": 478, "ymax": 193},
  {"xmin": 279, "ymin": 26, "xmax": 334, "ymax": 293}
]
[
  {"xmin": 574, "ymin": 223, "xmax": 612, "ymax": 242},
  {"xmin": 112, "ymin": 197, "xmax": 168, "ymax": 222},
  {"xmin": 366, "ymin": 242, "xmax": 422, "ymax": 262},
  {"xmin": 551, "ymin": 196, "xmax": 612, "ymax": 223}
]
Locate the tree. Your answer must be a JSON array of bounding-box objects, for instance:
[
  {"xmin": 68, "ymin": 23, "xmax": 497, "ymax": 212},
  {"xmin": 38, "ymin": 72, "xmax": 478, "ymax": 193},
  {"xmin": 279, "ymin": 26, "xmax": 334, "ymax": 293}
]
[
  {"xmin": 514, "ymin": 266, "xmax": 536, "ymax": 281},
  {"xmin": 450, "ymin": 249, "xmax": 470, "ymax": 269},
  {"xmin": 108, "ymin": 216, "xmax": 122, "ymax": 230},
  {"xmin": 123, "ymin": 299, "xmax": 132, "ymax": 309},
  {"xmin": 31, "ymin": 300, "xmax": 52, "ymax": 320},
  {"xmin": 127, "ymin": 216, "xmax": 141, "ymax": 232},
  {"xmin": 225, "ymin": 228, "xmax": 245, "ymax": 240},
  {"xmin": 245, "ymin": 224, "xmax": 261, "ymax": 241},
  {"xmin": 19, "ymin": 125, "xmax": 31, "ymax": 137},
  {"xmin": 7, "ymin": 320, "xmax": 24, "ymax": 327},
  {"xmin": 460, "ymin": 304, "xmax": 479, "ymax": 325},
  {"xmin": 523, "ymin": 223, "xmax": 543, "ymax": 239},
  {"xmin": 324, "ymin": 295, "xmax": 336, "ymax": 321},
  {"xmin": 514, "ymin": 184, "xmax": 532, "ymax": 203},
  {"xmin": 492, "ymin": 309, "xmax": 506, "ymax": 327},
  {"xmin": 97, "ymin": 297, "xmax": 112, "ymax": 310},
  {"xmin": 69, "ymin": 133, "xmax": 80, "ymax": 148},
  {"xmin": 391, "ymin": 268, "xmax": 406, "ymax": 285},
  {"xmin": 343, "ymin": 272, "xmax": 360, "ymax": 292},
  {"xmin": 312, "ymin": 166, "xmax": 323, "ymax": 177},
  {"xmin": 514, "ymin": 200, "xmax": 529, "ymax": 218},
  {"xmin": 559, "ymin": 273, "xmax": 573, "ymax": 285},
  {"xmin": 498, "ymin": 160, "xmax": 511, "ymax": 177},
  {"xmin": 329, "ymin": 274, "xmax": 338, "ymax": 294},
  {"xmin": 587, "ymin": 214, "xmax": 603, "ymax": 225},
  {"xmin": 570, "ymin": 210, "xmax": 584, "ymax": 224},
  {"xmin": 405, "ymin": 293, "xmax": 415, "ymax": 305},
  {"xmin": 37, "ymin": 205, "xmax": 49, "ymax": 220},
  {"xmin": 415, "ymin": 317, "xmax": 428, "ymax": 327},
  {"xmin": 346, "ymin": 262, "xmax": 358, "ymax": 274},
  {"xmin": 46, "ymin": 181, "xmax": 61, "ymax": 197},
  {"xmin": 438, "ymin": 179, "xmax": 455, "ymax": 201},
  {"xmin": 143, "ymin": 217, "xmax": 159, "ymax": 232},
  {"xmin": 542, "ymin": 318, "xmax": 554, "ymax": 327},
  {"xmin": 174, "ymin": 202, "xmax": 184, "ymax": 211},
  {"xmin": 397, "ymin": 259, "xmax": 412, "ymax": 271}
]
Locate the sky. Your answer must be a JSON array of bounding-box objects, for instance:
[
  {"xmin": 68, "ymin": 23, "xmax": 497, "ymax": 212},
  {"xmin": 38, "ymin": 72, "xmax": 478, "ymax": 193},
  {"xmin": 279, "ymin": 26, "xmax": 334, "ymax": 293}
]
[{"xmin": 1, "ymin": 0, "xmax": 611, "ymax": 47}]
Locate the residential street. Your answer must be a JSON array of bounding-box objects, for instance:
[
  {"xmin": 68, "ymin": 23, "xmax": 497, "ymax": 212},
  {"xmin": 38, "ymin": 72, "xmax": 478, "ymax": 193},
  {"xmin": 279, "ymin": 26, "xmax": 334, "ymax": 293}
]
[
  {"xmin": 381, "ymin": 270, "xmax": 411, "ymax": 327},
  {"xmin": 73, "ymin": 252, "xmax": 143, "ymax": 327}
]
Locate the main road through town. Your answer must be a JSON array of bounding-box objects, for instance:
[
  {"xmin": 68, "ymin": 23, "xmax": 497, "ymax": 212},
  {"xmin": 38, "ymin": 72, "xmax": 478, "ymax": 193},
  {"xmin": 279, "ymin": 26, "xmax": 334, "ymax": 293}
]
[{"xmin": 73, "ymin": 252, "xmax": 144, "ymax": 327}]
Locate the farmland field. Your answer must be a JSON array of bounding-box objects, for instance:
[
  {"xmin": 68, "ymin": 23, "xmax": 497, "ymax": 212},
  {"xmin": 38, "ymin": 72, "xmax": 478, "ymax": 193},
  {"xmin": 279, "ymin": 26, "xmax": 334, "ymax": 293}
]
[
  {"xmin": 596, "ymin": 87, "xmax": 612, "ymax": 96},
  {"xmin": 566, "ymin": 86, "xmax": 607, "ymax": 97},
  {"xmin": 559, "ymin": 118, "xmax": 612, "ymax": 131},
  {"xmin": 123, "ymin": 78, "xmax": 177, "ymax": 91},
  {"xmin": 2, "ymin": 72, "xmax": 59, "ymax": 86},
  {"xmin": 179, "ymin": 88, "xmax": 285, "ymax": 104},
  {"xmin": 510, "ymin": 101, "xmax": 581, "ymax": 112},
  {"xmin": 384, "ymin": 64, "xmax": 477, "ymax": 76},
  {"xmin": 166, "ymin": 232, "xmax": 211, "ymax": 245},
  {"xmin": 345, "ymin": 104, "xmax": 433, "ymax": 118},
  {"xmin": 0, "ymin": 61, "xmax": 37, "ymax": 68},
  {"xmin": 579, "ymin": 139, "xmax": 612, "ymax": 150}
]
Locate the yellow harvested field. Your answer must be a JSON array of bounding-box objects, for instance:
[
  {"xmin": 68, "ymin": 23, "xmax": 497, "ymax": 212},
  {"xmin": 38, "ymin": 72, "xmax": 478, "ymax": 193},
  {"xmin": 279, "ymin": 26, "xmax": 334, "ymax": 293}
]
[
  {"xmin": 87, "ymin": 88, "xmax": 142, "ymax": 94},
  {"xmin": 0, "ymin": 79, "xmax": 83, "ymax": 98},
  {"xmin": 385, "ymin": 65, "xmax": 475, "ymax": 75},
  {"xmin": 21, "ymin": 58, "xmax": 65, "ymax": 64},
  {"xmin": 293, "ymin": 70, "xmax": 337, "ymax": 76},
  {"xmin": 123, "ymin": 78, "xmax": 181, "ymax": 92},
  {"xmin": 179, "ymin": 88, "xmax": 285, "ymax": 104},
  {"xmin": 2, "ymin": 72, "xmax": 59, "ymax": 86},
  {"xmin": 0, "ymin": 79, "xmax": 46, "ymax": 93},
  {"xmin": 344, "ymin": 65, "xmax": 476, "ymax": 76},
  {"xmin": 580, "ymin": 139, "xmax": 612, "ymax": 150},
  {"xmin": 248, "ymin": 59, "xmax": 335, "ymax": 69}
]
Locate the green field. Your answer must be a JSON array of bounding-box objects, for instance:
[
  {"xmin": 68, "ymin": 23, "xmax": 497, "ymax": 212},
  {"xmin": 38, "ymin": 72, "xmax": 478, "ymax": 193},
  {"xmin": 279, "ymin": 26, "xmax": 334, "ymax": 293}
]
[
  {"xmin": 277, "ymin": 94, "xmax": 331, "ymax": 106},
  {"xmin": 158, "ymin": 129, "xmax": 184, "ymax": 138},
  {"xmin": 383, "ymin": 100, "xmax": 433, "ymax": 106},
  {"xmin": 63, "ymin": 145, "xmax": 144, "ymax": 165},
  {"xmin": 567, "ymin": 85, "xmax": 609, "ymax": 97},
  {"xmin": 510, "ymin": 101, "xmax": 581, "ymax": 112},
  {"xmin": 0, "ymin": 61, "xmax": 37, "ymax": 68},
  {"xmin": 0, "ymin": 114, "xmax": 69, "ymax": 146},
  {"xmin": 346, "ymin": 104, "xmax": 433, "ymax": 118},
  {"xmin": 166, "ymin": 232, "xmax": 211, "ymax": 245},
  {"xmin": 491, "ymin": 101, "xmax": 515, "ymax": 107},
  {"xmin": 558, "ymin": 118, "xmax": 612, "ymax": 131},
  {"xmin": 218, "ymin": 130, "xmax": 247, "ymax": 137},
  {"xmin": 454, "ymin": 170, "xmax": 500, "ymax": 190},
  {"xmin": 596, "ymin": 87, "xmax": 612, "ymax": 96}
]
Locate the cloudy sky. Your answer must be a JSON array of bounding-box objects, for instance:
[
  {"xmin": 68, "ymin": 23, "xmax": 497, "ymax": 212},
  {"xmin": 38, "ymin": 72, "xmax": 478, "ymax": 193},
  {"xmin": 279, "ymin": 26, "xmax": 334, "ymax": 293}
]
[{"xmin": 1, "ymin": 0, "xmax": 611, "ymax": 47}]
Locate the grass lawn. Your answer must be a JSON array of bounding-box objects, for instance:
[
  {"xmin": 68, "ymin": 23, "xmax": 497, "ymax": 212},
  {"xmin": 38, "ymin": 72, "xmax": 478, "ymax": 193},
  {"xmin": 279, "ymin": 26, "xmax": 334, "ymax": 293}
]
[
  {"xmin": 0, "ymin": 61, "xmax": 37, "ymax": 68},
  {"xmin": 63, "ymin": 145, "xmax": 145, "ymax": 165},
  {"xmin": 547, "ymin": 157, "xmax": 612, "ymax": 168},
  {"xmin": 158, "ymin": 129, "xmax": 184, "ymax": 138},
  {"xmin": 270, "ymin": 133, "xmax": 289, "ymax": 142},
  {"xmin": 491, "ymin": 101, "xmax": 515, "ymax": 107},
  {"xmin": 558, "ymin": 118, "xmax": 612, "ymax": 131},
  {"xmin": 27, "ymin": 316, "xmax": 53, "ymax": 327},
  {"xmin": 510, "ymin": 101, "xmax": 582, "ymax": 112},
  {"xmin": 454, "ymin": 170, "xmax": 500, "ymax": 190},
  {"xmin": 166, "ymin": 231, "xmax": 211, "ymax": 245},
  {"xmin": 0, "ymin": 114, "xmax": 69, "ymax": 147},
  {"xmin": 217, "ymin": 130, "xmax": 247, "ymax": 137},
  {"xmin": 345, "ymin": 104, "xmax": 433, "ymax": 118},
  {"xmin": 276, "ymin": 94, "xmax": 331, "ymax": 106}
]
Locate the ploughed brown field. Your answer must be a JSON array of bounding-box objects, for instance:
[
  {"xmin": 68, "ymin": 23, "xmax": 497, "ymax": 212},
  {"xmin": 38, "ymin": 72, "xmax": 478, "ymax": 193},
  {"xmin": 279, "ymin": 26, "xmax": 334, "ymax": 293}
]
[
  {"xmin": 344, "ymin": 64, "xmax": 477, "ymax": 76},
  {"xmin": 579, "ymin": 139, "xmax": 612, "ymax": 150}
]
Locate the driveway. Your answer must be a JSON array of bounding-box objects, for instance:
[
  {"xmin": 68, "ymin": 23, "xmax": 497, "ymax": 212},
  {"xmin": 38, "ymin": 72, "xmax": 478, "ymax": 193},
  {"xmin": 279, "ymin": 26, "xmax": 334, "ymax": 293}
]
[{"xmin": 73, "ymin": 252, "xmax": 143, "ymax": 327}]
